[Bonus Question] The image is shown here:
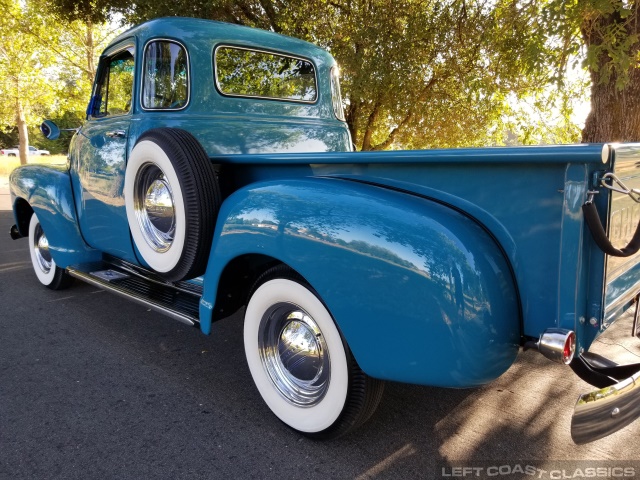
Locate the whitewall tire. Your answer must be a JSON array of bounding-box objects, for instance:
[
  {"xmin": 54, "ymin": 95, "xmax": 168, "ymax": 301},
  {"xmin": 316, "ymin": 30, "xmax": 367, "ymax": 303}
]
[
  {"xmin": 28, "ymin": 213, "xmax": 73, "ymax": 290},
  {"xmin": 124, "ymin": 128, "xmax": 220, "ymax": 282},
  {"xmin": 244, "ymin": 266, "xmax": 384, "ymax": 439}
]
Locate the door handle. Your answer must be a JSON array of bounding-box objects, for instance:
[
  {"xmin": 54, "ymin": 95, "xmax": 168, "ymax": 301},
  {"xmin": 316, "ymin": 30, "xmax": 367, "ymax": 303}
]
[{"xmin": 105, "ymin": 130, "xmax": 126, "ymax": 138}]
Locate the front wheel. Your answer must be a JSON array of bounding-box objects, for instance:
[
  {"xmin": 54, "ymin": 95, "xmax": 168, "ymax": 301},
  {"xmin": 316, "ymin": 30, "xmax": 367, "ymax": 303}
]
[
  {"xmin": 28, "ymin": 213, "xmax": 74, "ymax": 290},
  {"xmin": 244, "ymin": 266, "xmax": 384, "ymax": 439}
]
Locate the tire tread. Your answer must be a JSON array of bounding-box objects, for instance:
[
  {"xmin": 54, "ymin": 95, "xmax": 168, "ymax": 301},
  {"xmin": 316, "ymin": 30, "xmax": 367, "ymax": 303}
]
[{"xmin": 134, "ymin": 128, "xmax": 220, "ymax": 281}]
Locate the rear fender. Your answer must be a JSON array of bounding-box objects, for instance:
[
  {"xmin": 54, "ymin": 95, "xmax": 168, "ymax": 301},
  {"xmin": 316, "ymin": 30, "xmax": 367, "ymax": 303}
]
[
  {"xmin": 202, "ymin": 177, "xmax": 520, "ymax": 387},
  {"xmin": 10, "ymin": 165, "xmax": 100, "ymax": 267}
]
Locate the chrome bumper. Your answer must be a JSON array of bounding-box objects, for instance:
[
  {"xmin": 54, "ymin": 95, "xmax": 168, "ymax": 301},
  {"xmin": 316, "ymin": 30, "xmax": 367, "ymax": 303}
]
[{"xmin": 571, "ymin": 368, "xmax": 640, "ymax": 444}]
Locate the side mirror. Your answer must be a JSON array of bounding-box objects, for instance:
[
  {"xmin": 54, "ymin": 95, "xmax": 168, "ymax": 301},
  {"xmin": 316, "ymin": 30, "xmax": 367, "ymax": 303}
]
[{"xmin": 40, "ymin": 120, "xmax": 60, "ymax": 140}]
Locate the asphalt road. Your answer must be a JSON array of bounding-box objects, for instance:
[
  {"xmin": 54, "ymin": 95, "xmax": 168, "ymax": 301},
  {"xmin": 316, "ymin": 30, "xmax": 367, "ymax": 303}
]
[{"xmin": 2, "ymin": 191, "xmax": 640, "ymax": 479}]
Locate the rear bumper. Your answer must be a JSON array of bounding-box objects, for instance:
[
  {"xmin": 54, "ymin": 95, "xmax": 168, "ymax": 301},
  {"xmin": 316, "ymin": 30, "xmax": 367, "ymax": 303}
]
[
  {"xmin": 572, "ymin": 368, "xmax": 640, "ymax": 444},
  {"xmin": 569, "ymin": 351, "xmax": 640, "ymax": 444}
]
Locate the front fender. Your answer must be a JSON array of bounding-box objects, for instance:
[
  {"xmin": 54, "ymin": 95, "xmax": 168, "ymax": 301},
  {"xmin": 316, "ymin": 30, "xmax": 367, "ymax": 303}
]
[
  {"xmin": 10, "ymin": 165, "xmax": 99, "ymax": 268},
  {"xmin": 202, "ymin": 177, "xmax": 520, "ymax": 387}
]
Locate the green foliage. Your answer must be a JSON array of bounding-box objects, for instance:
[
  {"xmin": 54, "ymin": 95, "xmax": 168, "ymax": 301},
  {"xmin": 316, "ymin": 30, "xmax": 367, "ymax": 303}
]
[
  {"xmin": 33, "ymin": 0, "xmax": 637, "ymax": 147},
  {"xmin": 115, "ymin": 0, "xmax": 586, "ymax": 149},
  {"xmin": 0, "ymin": 0, "xmax": 121, "ymax": 153},
  {"xmin": 0, "ymin": 1, "xmax": 56, "ymax": 123},
  {"xmin": 42, "ymin": 0, "xmax": 126, "ymax": 24},
  {"xmin": 545, "ymin": 0, "xmax": 640, "ymax": 90},
  {"xmin": 542, "ymin": 0, "xmax": 640, "ymax": 142}
]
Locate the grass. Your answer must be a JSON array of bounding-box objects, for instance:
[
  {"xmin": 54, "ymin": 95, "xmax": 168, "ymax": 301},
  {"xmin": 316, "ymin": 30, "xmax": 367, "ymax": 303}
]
[{"xmin": 0, "ymin": 155, "xmax": 67, "ymax": 178}]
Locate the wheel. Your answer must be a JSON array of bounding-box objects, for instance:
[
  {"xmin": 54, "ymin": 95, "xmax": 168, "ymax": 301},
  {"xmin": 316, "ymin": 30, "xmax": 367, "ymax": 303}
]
[
  {"xmin": 244, "ymin": 265, "xmax": 384, "ymax": 439},
  {"xmin": 124, "ymin": 128, "xmax": 220, "ymax": 282},
  {"xmin": 28, "ymin": 213, "xmax": 74, "ymax": 290}
]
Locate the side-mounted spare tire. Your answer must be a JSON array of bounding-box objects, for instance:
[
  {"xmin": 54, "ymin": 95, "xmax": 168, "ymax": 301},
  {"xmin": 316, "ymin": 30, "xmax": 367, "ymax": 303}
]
[{"xmin": 124, "ymin": 128, "xmax": 220, "ymax": 282}]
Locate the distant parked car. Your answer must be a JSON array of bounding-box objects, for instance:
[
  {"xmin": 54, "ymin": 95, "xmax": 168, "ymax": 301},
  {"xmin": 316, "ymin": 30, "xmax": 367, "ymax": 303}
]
[{"xmin": 1, "ymin": 146, "xmax": 50, "ymax": 156}]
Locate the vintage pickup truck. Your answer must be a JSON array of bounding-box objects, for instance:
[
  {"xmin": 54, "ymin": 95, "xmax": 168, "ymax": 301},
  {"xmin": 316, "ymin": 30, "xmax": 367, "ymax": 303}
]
[{"xmin": 9, "ymin": 17, "xmax": 640, "ymax": 443}]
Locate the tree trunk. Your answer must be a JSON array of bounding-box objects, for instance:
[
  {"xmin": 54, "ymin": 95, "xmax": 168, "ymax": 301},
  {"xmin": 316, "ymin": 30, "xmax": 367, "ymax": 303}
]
[
  {"xmin": 582, "ymin": 63, "xmax": 640, "ymax": 143},
  {"xmin": 581, "ymin": 8, "xmax": 640, "ymax": 143},
  {"xmin": 85, "ymin": 18, "xmax": 96, "ymax": 83},
  {"xmin": 16, "ymin": 99, "xmax": 28, "ymax": 166}
]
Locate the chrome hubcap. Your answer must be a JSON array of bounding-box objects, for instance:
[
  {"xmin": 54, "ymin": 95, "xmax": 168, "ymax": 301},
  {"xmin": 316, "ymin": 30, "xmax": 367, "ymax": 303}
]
[
  {"xmin": 133, "ymin": 164, "xmax": 176, "ymax": 252},
  {"xmin": 33, "ymin": 223, "xmax": 52, "ymax": 274},
  {"xmin": 258, "ymin": 303, "xmax": 330, "ymax": 407}
]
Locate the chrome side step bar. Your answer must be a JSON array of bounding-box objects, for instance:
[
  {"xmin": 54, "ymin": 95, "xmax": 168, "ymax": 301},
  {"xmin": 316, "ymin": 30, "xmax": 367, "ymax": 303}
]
[{"xmin": 67, "ymin": 263, "xmax": 201, "ymax": 327}]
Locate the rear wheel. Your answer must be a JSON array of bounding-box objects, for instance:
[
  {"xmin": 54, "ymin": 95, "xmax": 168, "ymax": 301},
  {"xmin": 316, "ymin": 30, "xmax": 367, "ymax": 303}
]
[
  {"xmin": 28, "ymin": 213, "xmax": 74, "ymax": 290},
  {"xmin": 244, "ymin": 265, "xmax": 384, "ymax": 439}
]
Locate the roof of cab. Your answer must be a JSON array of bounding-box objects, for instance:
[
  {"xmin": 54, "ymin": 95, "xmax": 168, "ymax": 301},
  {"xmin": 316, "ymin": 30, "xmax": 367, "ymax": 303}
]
[{"xmin": 108, "ymin": 17, "xmax": 336, "ymax": 67}]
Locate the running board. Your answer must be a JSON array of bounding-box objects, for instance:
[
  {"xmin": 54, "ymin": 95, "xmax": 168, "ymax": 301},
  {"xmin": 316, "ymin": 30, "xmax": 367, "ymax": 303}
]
[{"xmin": 66, "ymin": 262, "xmax": 201, "ymax": 327}]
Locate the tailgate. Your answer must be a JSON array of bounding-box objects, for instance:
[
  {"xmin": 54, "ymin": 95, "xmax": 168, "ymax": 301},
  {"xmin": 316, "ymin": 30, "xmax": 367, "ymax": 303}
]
[{"xmin": 603, "ymin": 145, "xmax": 640, "ymax": 324}]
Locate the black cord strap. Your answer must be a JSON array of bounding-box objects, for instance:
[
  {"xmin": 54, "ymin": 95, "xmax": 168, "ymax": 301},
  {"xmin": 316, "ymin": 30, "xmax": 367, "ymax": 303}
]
[{"xmin": 583, "ymin": 201, "xmax": 640, "ymax": 257}]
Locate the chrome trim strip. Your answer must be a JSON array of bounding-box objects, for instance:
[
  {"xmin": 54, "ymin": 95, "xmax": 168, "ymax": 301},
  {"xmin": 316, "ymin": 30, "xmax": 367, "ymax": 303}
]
[
  {"xmin": 139, "ymin": 38, "xmax": 191, "ymax": 112},
  {"xmin": 605, "ymin": 278, "xmax": 640, "ymax": 320},
  {"xmin": 603, "ymin": 146, "xmax": 640, "ymax": 324},
  {"xmin": 330, "ymin": 66, "xmax": 346, "ymax": 122},
  {"xmin": 67, "ymin": 267, "xmax": 197, "ymax": 327},
  {"xmin": 571, "ymin": 369, "xmax": 640, "ymax": 444},
  {"xmin": 213, "ymin": 44, "xmax": 318, "ymax": 104}
]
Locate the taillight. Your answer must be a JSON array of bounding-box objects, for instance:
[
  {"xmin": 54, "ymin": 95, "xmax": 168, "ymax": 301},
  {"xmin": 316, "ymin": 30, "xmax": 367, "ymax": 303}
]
[
  {"xmin": 563, "ymin": 332, "xmax": 576, "ymax": 364},
  {"xmin": 537, "ymin": 328, "xmax": 576, "ymax": 365}
]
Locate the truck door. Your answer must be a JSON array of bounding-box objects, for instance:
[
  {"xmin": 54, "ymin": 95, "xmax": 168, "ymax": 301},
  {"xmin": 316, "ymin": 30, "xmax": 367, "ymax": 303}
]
[{"xmin": 71, "ymin": 43, "xmax": 138, "ymax": 262}]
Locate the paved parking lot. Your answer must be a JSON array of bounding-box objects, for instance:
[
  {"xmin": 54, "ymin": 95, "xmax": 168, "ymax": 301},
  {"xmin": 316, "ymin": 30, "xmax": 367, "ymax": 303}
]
[
  {"xmin": 0, "ymin": 176, "xmax": 10, "ymax": 210},
  {"xmin": 1, "ymin": 200, "xmax": 640, "ymax": 479}
]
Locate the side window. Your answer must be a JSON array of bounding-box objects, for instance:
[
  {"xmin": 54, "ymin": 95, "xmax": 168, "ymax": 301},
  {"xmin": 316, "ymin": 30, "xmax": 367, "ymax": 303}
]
[
  {"xmin": 142, "ymin": 40, "xmax": 189, "ymax": 110},
  {"xmin": 215, "ymin": 46, "xmax": 317, "ymax": 102},
  {"xmin": 92, "ymin": 47, "xmax": 135, "ymax": 118}
]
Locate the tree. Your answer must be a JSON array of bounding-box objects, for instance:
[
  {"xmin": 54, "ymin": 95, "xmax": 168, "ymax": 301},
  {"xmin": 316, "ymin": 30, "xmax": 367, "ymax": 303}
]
[
  {"xmin": 574, "ymin": 1, "xmax": 637, "ymax": 143},
  {"xmin": 0, "ymin": 0, "xmax": 122, "ymax": 157},
  {"xmin": 114, "ymin": 0, "xmax": 569, "ymax": 150},
  {"xmin": 541, "ymin": 1, "xmax": 640, "ymax": 143},
  {"xmin": 0, "ymin": 0, "xmax": 59, "ymax": 164},
  {"xmin": 42, "ymin": 0, "xmax": 640, "ymax": 146}
]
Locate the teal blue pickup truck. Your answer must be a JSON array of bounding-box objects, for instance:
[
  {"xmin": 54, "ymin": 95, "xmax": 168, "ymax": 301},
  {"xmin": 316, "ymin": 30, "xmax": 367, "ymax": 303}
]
[{"xmin": 9, "ymin": 17, "xmax": 640, "ymax": 442}]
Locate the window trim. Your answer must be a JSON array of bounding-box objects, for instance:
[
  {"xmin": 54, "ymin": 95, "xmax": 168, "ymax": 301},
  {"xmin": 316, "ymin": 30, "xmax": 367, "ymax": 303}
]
[
  {"xmin": 330, "ymin": 66, "xmax": 346, "ymax": 122},
  {"xmin": 89, "ymin": 44, "xmax": 136, "ymax": 120},
  {"xmin": 140, "ymin": 38, "xmax": 191, "ymax": 112},
  {"xmin": 213, "ymin": 44, "xmax": 318, "ymax": 104}
]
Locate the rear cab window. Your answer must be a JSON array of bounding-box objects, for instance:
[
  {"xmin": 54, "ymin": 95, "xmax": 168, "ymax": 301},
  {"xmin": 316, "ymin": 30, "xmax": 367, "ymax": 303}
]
[{"xmin": 214, "ymin": 46, "xmax": 317, "ymax": 103}]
